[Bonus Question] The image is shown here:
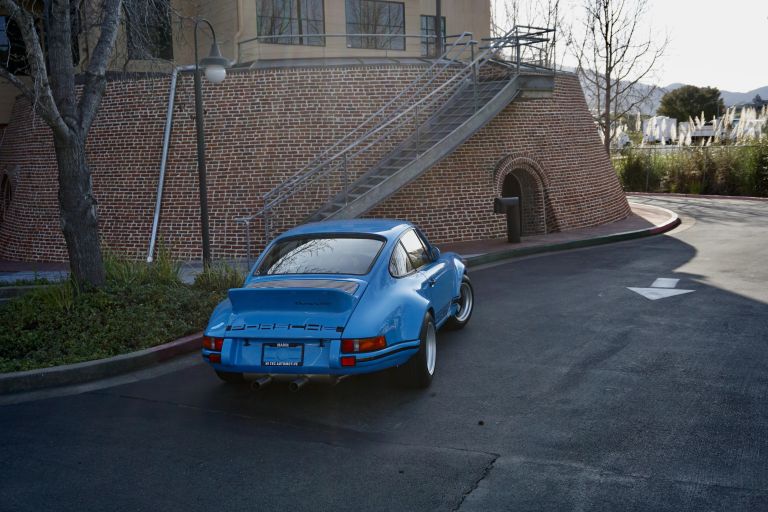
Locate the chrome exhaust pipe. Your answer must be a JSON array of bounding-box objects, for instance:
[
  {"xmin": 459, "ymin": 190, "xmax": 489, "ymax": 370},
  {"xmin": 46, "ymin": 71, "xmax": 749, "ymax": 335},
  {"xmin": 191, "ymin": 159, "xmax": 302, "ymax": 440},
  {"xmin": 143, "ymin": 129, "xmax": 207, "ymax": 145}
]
[
  {"xmin": 250, "ymin": 376, "xmax": 272, "ymax": 390},
  {"xmin": 331, "ymin": 375, "xmax": 350, "ymax": 386},
  {"xmin": 288, "ymin": 376, "xmax": 309, "ymax": 392}
]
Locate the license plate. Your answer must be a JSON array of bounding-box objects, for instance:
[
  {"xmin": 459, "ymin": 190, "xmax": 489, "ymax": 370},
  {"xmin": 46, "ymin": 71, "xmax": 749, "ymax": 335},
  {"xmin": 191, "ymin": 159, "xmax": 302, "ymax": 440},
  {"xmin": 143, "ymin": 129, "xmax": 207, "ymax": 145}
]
[{"xmin": 262, "ymin": 343, "xmax": 304, "ymax": 367}]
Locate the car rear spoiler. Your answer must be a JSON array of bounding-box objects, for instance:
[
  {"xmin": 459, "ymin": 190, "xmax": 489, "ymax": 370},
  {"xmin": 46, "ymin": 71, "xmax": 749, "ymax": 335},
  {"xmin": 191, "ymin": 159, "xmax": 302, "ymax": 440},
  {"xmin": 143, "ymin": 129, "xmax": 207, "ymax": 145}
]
[{"xmin": 228, "ymin": 287, "xmax": 356, "ymax": 315}]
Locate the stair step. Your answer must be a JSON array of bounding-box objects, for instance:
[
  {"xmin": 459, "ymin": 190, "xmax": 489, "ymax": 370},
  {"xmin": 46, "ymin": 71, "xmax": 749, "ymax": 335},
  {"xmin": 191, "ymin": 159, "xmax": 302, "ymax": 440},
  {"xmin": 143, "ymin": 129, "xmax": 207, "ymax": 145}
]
[{"xmin": 307, "ymin": 80, "xmax": 517, "ymax": 221}]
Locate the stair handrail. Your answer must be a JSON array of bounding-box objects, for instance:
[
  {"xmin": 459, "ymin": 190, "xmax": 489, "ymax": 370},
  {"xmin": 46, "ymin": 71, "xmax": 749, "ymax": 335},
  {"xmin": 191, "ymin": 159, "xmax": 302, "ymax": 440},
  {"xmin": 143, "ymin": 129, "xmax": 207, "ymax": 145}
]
[
  {"xmin": 259, "ymin": 34, "xmax": 504, "ymax": 211},
  {"xmin": 258, "ymin": 32, "xmax": 477, "ymax": 209},
  {"xmin": 260, "ymin": 63, "xmax": 477, "ymax": 216},
  {"xmin": 238, "ymin": 25, "xmax": 552, "ymax": 238}
]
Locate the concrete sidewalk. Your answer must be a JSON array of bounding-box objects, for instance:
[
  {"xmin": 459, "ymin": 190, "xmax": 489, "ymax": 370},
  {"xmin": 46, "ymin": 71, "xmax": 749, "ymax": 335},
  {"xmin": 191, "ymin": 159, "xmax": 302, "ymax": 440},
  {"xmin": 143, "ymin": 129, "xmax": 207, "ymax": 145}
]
[
  {"xmin": 443, "ymin": 200, "xmax": 678, "ymax": 266},
  {"xmin": 0, "ymin": 260, "xmax": 69, "ymax": 284}
]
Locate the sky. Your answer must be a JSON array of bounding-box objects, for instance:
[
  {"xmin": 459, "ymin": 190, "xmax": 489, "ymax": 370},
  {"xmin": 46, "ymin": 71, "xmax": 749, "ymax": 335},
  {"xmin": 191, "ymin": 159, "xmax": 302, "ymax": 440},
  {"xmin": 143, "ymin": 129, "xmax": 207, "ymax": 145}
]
[{"xmin": 493, "ymin": 0, "xmax": 768, "ymax": 93}]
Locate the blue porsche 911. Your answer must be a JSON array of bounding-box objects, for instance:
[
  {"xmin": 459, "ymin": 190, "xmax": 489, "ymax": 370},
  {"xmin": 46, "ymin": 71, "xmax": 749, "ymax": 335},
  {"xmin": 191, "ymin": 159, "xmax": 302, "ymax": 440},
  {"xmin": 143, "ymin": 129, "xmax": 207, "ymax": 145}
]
[{"xmin": 202, "ymin": 219, "xmax": 474, "ymax": 390}]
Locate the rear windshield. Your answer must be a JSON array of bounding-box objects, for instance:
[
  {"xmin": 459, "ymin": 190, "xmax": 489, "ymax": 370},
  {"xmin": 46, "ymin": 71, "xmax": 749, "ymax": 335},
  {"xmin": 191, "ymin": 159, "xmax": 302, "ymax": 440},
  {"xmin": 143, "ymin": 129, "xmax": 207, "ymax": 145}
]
[{"xmin": 254, "ymin": 236, "xmax": 385, "ymax": 276}]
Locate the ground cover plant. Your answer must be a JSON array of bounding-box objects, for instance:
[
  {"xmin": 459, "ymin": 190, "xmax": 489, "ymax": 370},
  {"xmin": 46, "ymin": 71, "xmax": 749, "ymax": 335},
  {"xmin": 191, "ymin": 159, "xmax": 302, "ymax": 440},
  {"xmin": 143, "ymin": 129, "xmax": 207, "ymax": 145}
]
[
  {"xmin": 0, "ymin": 252, "xmax": 245, "ymax": 373},
  {"xmin": 614, "ymin": 141, "xmax": 768, "ymax": 197}
]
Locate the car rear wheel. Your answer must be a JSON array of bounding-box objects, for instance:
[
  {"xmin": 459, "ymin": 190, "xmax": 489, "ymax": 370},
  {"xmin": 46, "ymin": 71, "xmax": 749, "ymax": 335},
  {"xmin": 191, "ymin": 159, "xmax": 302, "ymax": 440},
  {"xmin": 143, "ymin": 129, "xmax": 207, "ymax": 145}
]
[
  {"xmin": 215, "ymin": 370, "xmax": 245, "ymax": 385},
  {"xmin": 445, "ymin": 275, "xmax": 474, "ymax": 330},
  {"xmin": 401, "ymin": 313, "xmax": 436, "ymax": 388}
]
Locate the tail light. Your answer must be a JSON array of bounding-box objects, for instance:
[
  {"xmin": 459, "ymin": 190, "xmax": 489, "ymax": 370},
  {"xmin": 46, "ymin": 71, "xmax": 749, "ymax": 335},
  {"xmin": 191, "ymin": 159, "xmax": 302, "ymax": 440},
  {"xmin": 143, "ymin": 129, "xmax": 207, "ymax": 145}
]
[
  {"xmin": 203, "ymin": 336, "xmax": 224, "ymax": 351},
  {"xmin": 340, "ymin": 356, "xmax": 356, "ymax": 367},
  {"xmin": 208, "ymin": 353, "xmax": 222, "ymax": 364},
  {"xmin": 341, "ymin": 336, "xmax": 386, "ymax": 354}
]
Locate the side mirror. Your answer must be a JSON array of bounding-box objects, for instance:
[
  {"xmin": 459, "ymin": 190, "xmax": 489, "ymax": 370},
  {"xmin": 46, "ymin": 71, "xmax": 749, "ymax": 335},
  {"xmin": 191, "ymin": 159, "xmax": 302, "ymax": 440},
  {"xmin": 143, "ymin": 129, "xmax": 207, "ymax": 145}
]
[{"xmin": 430, "ymin": 246, "xmax": 441, "ymax": 261}]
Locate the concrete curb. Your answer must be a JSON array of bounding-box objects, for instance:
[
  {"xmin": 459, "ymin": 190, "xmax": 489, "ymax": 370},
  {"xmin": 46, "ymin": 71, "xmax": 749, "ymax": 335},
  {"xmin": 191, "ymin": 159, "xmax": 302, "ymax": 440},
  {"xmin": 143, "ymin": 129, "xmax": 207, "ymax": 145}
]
[
  {"xmin": 0, "ymin": 332, "xmax": 202, "ymax": 395},
  {"xmin": 627, "ymin": 192, "xmax": 768, "ymax": 202},
  {"xmin": 464, "ymin": 205, "xmax": 680, "ymax": 268}
]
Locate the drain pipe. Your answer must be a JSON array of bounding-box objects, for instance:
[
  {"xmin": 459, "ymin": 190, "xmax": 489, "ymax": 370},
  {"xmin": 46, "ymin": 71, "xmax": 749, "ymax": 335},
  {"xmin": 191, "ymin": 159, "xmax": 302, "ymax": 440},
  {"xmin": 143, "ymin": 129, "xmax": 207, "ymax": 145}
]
[{"xmin": 147, "ymin": 65, "xmax": 195, "ymax": 262}]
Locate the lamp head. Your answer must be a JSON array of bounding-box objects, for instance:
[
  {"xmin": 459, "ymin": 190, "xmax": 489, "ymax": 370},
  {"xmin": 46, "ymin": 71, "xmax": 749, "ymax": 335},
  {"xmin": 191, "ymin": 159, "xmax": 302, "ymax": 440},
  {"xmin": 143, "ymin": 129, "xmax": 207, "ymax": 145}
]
[{"xmin": 200, "ymin": 42, "xmax": 229, "ymax": 84}]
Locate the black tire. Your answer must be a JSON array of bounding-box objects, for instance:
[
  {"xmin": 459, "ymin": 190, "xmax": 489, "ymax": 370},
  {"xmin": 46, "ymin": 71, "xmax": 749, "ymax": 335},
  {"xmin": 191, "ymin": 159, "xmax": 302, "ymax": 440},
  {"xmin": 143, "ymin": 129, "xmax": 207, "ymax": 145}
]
[
  {"xmin": 400, "ymin": 313, "xmax": 437, "ymax": 389},
  {"xmin": 215, "ymin": 370, "xmax": 245, "ymax": 385},
  {"xmin": 445, "ymin": 275, "xmax": 474, "ymax": 330}
]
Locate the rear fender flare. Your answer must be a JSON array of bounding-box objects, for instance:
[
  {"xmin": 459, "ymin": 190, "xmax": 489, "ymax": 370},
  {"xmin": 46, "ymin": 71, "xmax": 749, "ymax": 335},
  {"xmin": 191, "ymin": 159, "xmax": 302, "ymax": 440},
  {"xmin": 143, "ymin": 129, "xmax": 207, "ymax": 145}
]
[
  {"xmin": 205, "ymin": 299, "xmax": 233, "ymax": 337},
  {"xmin": 342, "ymin": 290, "xmax": 430, "ymax": 344}
]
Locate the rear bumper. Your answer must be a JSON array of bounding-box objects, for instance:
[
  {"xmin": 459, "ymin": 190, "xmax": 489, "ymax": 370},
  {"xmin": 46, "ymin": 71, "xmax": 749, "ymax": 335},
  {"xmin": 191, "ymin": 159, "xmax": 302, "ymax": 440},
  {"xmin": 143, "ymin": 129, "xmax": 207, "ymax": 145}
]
[{"xmin": 203, "ymin": 338, "xmax": 419, "ymax": 375}]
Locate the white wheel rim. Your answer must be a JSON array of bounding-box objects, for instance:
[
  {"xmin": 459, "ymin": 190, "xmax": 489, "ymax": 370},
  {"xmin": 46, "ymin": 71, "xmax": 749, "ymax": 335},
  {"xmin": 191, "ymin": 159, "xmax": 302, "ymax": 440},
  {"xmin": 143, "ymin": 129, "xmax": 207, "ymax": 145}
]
[
  {"xmin": 455, "ymin": 282, "xmax": 473, "ymax": 323},
  {"xmin": 425, "ymin": 322, "xmax": 437, "ymax": 375}
]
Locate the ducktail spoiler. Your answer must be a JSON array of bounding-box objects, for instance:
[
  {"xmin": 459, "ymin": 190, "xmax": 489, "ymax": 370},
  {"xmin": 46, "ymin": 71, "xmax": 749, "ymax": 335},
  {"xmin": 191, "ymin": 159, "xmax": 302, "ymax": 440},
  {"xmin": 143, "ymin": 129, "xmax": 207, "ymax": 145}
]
[{"xmin": 227, "ymin": 287, "xmax": 356, "ymax": 315}]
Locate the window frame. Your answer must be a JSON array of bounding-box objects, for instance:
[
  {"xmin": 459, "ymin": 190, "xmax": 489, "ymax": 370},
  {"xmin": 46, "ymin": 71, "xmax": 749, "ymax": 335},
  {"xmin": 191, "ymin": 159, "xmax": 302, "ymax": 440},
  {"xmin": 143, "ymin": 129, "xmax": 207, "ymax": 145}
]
[
  {"xmin": 257, "ymin": 0, "xmax": 326, "ymax": 47},
  {"xmin": 388, "ymin": 241, "xmax": 413, "ymax": 278},
  {"xmin": 345, "ymin": 0, "xmax": 406, "ymax": 51},
  {"xmin": 419, "ymin": 14, "xmax": 445, "ymax": 57},
  {"xmin": 399, "ymin": 229, "xmax": 430, "ymax": 272}
]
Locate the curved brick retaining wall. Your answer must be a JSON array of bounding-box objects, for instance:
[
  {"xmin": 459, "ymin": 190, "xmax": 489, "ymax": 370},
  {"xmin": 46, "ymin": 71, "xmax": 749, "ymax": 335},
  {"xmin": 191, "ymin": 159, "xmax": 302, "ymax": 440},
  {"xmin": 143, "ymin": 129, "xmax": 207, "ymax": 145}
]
[{"xmin": 0, "ymin": 65, "xmax": 628, "ymax": 262}]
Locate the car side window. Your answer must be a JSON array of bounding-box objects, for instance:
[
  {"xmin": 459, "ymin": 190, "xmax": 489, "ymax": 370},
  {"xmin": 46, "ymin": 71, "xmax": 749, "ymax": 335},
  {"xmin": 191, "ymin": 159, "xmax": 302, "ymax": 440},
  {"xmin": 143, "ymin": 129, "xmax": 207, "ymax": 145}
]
[
  {"xmin": 415, "ymin": 228, "xmax": 435, "ymax": 262},
  {"xmin": 389, "ymin": 242, "xmax": 411, "ymax": 277},
  {"xmin": 400, "ymin": 229, "xmax": 429, "ymax": 270}
]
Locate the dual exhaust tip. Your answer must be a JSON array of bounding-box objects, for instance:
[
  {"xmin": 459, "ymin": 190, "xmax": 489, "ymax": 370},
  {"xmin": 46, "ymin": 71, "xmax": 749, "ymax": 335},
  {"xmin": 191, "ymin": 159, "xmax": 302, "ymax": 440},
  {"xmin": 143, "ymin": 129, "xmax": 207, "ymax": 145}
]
[{"xmin": 249, "ymin": 375, "xmax": 345, "ymax": 392}]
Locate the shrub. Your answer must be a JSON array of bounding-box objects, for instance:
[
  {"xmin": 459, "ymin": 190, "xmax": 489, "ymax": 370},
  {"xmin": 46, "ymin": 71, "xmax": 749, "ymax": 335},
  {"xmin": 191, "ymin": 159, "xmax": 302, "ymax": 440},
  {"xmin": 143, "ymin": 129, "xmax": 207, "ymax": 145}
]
[
  {"xmin": 0, "ymin": 252, "xmax": 235, "ymax": 373},
  {"xmin": 104, "ymin": 246, "xmax": 181, "ymax": 287},
  {"xmin": 193, "ymin": 263, "xmax": 246, "ymax": 293}
]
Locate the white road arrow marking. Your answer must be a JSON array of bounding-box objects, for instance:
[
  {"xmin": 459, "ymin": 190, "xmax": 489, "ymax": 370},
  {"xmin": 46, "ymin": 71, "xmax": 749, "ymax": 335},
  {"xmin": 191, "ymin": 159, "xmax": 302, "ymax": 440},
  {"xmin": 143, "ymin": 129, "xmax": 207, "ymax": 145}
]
[
  {"xmin": 628, "ymin": 278, "xmax": 695, "ymax": 300},
  {"xmin": 651, "ymin": 278, "xmax": 679, "ymax": 289}
]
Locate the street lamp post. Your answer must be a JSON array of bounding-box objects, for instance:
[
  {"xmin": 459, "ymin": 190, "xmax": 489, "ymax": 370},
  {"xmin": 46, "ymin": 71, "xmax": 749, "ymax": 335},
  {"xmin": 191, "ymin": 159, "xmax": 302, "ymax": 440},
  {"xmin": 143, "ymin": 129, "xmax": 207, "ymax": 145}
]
[{"xmin": 193, "ymin": 18, "xmax": 229, "ymax": 269}]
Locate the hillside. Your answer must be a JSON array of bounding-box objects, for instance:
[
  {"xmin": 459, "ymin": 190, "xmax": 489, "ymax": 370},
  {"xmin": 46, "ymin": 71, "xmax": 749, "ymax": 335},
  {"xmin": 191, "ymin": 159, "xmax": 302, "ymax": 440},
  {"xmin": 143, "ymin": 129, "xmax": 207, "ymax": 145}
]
[{"xmin": 577, "ymin": 74, "xmax": 768, "ymax": 115}]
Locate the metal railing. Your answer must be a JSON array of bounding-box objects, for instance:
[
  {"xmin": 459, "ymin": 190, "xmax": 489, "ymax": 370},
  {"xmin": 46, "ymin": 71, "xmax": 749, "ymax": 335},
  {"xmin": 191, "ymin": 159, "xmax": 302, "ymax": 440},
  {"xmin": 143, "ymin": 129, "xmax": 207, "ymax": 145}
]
[
  {"xmin": 235, "ymin": 25, "xmax": 555, "ymax": 262},
  {"xmin": 482, "ymin": 25, "xmax": 556, "ymax": 75}
]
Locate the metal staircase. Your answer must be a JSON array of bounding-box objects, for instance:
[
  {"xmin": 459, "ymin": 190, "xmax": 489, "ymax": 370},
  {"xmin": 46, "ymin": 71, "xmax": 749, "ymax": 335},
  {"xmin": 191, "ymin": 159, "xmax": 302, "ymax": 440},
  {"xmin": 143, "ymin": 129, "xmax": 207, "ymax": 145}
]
[{"xmin": 237, "ymin": 26, "xmax": 556, "ymax": 247}]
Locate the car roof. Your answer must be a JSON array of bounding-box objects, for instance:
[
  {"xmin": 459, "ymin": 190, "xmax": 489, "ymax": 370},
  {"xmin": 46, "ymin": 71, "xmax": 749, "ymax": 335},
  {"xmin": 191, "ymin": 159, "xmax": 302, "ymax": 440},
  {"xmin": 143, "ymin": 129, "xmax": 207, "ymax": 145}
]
[{"xmin": 276, "ymin": 219, "xmax": 413, "ymax": 241}]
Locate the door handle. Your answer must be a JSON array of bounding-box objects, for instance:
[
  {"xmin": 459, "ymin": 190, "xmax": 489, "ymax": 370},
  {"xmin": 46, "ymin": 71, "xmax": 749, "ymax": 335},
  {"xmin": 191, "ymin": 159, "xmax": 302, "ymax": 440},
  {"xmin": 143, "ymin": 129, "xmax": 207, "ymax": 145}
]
[{"xmin": 428, "ymin": 278, "xmax": 436, "ymax": 288}]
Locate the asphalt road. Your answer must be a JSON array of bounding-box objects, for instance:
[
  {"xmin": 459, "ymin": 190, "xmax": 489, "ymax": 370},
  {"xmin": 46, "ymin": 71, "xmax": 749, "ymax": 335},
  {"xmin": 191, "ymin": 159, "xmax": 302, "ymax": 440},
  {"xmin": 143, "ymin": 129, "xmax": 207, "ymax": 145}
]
[{"xmin": 2, "ymin": 195, "xmax": 768, "ymax": 512}]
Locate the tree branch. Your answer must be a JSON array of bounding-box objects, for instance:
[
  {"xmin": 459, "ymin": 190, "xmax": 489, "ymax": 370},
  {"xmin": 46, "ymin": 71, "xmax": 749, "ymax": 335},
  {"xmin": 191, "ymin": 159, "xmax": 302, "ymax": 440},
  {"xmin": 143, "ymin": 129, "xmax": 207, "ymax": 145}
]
[
  {"xmin": 77, "ymin": 0, "xmax": 123, "ymax": 135},
  {"xmin": 0, "ymin": 0, "xmax": 70, "ymax": 138}
]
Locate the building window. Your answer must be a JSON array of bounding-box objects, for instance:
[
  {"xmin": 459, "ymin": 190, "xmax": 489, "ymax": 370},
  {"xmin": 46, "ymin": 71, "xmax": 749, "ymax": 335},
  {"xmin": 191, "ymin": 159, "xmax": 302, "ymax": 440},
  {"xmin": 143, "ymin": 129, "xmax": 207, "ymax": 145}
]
[
  {"xmin": 0, "ymin": 16, "xmax": 32, "ymax": 75},
  {"xmin": 346, "ymin": 0, "xmax": 405, "ymax": 51},
  {"xmin": 420, "ymin": 15, "xmax": 445, "ymax": 57},
  {"xmin": 257, "ymin": 0, "xmax": 325, "ymax": 46},
  {"xmin": 126, "ymin": 0, "xmax": 173, "ymax": 60}
]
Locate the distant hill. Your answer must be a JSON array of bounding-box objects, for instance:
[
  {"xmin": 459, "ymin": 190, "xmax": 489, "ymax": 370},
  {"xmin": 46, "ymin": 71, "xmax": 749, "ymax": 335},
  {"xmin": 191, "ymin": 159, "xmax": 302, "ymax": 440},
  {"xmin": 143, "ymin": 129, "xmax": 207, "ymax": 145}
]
[
  {"xmin": 576, "ymin": 72, "xmax": 768, "ymax": 115},
  {"xmin": 655, "ymin": 83, "xmax": 768, "ymax": 109},
  {"xmin": 719, "ymin": 86, "xmax": 768, "ymax": 107}
]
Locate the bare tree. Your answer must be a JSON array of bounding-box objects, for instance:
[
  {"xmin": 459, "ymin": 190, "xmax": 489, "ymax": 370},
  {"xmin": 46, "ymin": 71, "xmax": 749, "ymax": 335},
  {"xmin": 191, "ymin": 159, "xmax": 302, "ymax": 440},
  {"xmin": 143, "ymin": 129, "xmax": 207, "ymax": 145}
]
[
  {"xmin": 570, "ymin": 0, "xmax": 667, "ymax": 153},
  {"xmin": 0, "ymin": 0, "xmax": 173, "ymax": 287}
]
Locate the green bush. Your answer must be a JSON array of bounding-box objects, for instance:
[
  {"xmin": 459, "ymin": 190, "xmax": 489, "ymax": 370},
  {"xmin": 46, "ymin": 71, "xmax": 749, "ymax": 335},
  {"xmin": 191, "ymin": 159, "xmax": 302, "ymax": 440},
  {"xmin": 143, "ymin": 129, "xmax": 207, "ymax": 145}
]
[
  {"xmin": 193, "ymin": 263, "xmax": 246, "ymax": 293},
  {"xmin": 0, "ymin": 253, "xmax": 235, "ymax": 373},
  {"xmin": 104, "ymin": 246, "xmax": 181, "ymax": 287}
]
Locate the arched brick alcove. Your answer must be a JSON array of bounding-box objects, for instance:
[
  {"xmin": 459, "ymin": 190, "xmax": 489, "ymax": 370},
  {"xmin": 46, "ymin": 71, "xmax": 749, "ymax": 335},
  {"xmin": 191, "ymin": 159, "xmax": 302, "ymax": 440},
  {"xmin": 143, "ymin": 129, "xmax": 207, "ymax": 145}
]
[{"xmin": 493, "ymin": 154, "xmax": 558, "ymax": 235}]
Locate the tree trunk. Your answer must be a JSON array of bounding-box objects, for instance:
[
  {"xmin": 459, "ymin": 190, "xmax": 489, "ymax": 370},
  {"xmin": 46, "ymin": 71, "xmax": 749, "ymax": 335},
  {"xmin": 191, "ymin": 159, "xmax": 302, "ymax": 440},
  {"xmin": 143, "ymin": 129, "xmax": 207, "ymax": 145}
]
[
  {"xmin": 603, "ymin": 80, "xmax": 611, "ymax": 154},
  {"xmin": 53, "ymin": 132, "xmax": 106, "ymax": 288}
]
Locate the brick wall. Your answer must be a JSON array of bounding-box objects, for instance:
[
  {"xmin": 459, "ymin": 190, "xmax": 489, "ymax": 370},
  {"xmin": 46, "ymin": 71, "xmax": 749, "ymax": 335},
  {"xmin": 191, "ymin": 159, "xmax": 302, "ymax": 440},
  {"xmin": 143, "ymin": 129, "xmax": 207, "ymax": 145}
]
[
  {"xmin": 0, "ymin": 65, "xmax": 628, "ymax": 263},
  {"xmin": 368, "ymin": 73, "xmax": 631, "ymax": 240}
]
